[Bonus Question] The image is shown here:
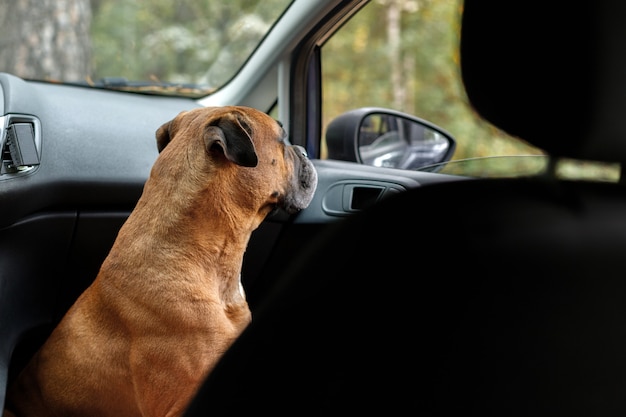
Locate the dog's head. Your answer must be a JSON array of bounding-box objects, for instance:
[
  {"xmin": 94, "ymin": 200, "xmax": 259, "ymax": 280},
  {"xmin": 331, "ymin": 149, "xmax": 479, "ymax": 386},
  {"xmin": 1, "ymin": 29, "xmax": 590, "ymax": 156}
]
[{"xmin": 154, "ymin": 106, "xmax": 317, "ymax": 220}]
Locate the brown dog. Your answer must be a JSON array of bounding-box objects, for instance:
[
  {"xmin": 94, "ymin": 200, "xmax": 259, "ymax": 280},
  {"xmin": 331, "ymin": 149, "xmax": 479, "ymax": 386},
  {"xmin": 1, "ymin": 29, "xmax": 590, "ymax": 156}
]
[{"xmin": 3, "ymin": 106, "xmax": 318, "ymax": 417}]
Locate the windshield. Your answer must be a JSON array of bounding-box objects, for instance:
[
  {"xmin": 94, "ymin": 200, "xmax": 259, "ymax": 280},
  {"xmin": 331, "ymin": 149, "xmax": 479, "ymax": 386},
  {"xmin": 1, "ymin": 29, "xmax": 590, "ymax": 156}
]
[{"xmin": 0, "ymin": 0, "xmax": 293, "ymax": 98}]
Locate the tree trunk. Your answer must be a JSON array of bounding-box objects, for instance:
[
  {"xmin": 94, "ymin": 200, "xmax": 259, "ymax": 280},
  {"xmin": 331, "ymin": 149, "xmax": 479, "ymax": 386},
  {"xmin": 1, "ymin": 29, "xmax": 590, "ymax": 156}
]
[
  {"xmin": 0, "ymin": 0, "xmax": 92, "ymax": 82},
  {"xmin": 386, "ymin": 0, "xmax": 404, "ymax": 110}
]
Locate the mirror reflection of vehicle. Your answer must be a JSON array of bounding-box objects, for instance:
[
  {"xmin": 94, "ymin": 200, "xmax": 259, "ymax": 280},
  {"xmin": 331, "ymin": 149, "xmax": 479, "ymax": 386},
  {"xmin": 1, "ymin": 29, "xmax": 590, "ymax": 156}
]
[{"xmin": 325, "ymin": 107, "xmax": 456, "ymax": 170}]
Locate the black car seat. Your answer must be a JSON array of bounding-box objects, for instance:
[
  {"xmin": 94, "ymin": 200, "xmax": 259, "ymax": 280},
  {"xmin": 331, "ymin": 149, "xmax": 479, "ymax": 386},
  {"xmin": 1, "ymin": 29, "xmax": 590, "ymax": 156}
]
[{"xmin": 184, "ymin": 0, "xmax": 626, "ymax": 415}]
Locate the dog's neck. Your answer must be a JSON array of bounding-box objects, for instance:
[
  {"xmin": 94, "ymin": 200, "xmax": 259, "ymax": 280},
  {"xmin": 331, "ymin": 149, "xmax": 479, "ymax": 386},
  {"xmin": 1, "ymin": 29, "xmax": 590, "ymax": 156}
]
[{"xmin": 97, "ymin": 178, "xmax": 257, "ymax": 311}]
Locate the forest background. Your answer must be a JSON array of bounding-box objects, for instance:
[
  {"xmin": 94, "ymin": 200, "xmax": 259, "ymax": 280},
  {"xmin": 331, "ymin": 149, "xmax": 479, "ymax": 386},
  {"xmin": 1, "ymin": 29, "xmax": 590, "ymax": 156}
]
[{"xmin": 0, "ymin": 0, "xmax": 542, "ymax": 162}]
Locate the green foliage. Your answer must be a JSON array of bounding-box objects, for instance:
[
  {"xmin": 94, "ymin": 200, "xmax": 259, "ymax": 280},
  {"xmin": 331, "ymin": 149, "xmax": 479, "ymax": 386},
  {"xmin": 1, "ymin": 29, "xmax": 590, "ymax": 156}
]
[
  {"xmin": 90, "ymin": 0, "xmax": 542, "ymax": 160},
  {"xmin": 90, "ymin": 0, "xmax": 290, "ymax": 87},
  {"xmin": 321, "ymin": 0, "xmax": 543, "ymax": 159}
]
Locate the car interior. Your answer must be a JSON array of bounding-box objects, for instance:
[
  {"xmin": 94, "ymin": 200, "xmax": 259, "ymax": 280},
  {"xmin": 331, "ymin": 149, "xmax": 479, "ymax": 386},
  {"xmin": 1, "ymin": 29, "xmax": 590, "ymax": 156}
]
[
  {"xmin": 181, "ymin": 0, "xmax": 626, "ymax": 414},
  {"xmin": 2, "ymin": 0, "xmax": 626, "ymax": 415},
  {"xmin": 0, "ymin": 3, "xmax": 464, "ymax": 412}
]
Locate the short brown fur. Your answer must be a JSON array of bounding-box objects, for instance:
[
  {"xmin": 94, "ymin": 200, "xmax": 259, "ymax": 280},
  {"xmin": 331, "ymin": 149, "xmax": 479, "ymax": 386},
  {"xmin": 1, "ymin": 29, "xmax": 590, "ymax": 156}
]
[{"xmin": 4, "ymin": 106, "xmax": 318, "ymax": 417}]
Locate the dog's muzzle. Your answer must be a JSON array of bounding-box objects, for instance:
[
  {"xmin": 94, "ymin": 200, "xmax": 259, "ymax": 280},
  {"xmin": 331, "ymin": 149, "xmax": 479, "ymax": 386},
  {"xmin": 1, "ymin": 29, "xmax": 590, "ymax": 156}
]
[{"xmin": 282, "ymin": 145, "xmax": 317, "ymax": 214}]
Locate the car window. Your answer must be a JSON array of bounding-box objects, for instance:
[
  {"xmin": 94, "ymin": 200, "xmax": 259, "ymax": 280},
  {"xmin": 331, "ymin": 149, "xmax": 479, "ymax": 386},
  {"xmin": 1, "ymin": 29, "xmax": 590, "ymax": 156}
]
[
  {"xmin": 319, "ymin": 0, "xmax": 620, "ymax": 181},
  {"xmin": 320, "ymin": 0, "xmax": 541, "ymax": 163},
  {"xmin": 0, "ymin": 0, "xmax": 293, "ymax": 98}
]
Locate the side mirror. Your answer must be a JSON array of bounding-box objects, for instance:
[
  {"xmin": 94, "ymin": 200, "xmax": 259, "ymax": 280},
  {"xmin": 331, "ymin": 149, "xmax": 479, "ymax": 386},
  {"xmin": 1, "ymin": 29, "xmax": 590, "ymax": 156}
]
[{"xmin": 325, "ymin": 107, "xmax": 456, "ymax": 170}]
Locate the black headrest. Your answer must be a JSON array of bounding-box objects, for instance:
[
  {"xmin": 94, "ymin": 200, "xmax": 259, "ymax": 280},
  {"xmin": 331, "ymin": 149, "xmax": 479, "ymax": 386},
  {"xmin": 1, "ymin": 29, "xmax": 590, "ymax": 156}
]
[{"xmin": 460, "ymin": 1, "xmax": 626, "ymax": 163}]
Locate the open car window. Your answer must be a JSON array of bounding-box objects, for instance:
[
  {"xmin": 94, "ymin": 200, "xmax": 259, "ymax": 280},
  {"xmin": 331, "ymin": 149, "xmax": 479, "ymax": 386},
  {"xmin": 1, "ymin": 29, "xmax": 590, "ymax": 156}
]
[{"xmin": 319, "ymin": 0, "xmax": 621, "ymax": 181}]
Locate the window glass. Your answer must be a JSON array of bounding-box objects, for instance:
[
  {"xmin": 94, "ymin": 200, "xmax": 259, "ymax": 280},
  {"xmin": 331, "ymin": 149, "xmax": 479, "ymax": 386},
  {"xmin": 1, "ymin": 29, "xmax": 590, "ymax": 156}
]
[
  {"xmin": 320, "ymin": 0, "xmax": 542, "ymax": 165},
  {"xmin": 0, "ymin": 0, "xmax": 293, "ymax": 98}
]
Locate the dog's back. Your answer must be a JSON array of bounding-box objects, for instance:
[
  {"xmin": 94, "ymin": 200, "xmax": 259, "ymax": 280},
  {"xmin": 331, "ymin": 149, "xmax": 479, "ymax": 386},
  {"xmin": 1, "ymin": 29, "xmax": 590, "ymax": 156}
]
[{"xmin": 4, "ymin": 106, "xmax": 317, "ymax": 417}]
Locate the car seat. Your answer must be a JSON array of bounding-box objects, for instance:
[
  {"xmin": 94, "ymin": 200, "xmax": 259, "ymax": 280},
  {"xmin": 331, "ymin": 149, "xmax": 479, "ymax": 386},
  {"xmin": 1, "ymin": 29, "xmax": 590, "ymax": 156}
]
[{"xmin": 184, "ymin": 0, "xmax": 626, "ymax": 415}]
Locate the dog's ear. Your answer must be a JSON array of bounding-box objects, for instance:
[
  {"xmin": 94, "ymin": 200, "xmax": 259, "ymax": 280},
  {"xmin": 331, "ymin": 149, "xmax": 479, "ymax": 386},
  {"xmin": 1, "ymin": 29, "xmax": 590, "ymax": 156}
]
[
  {"xmin": 155, "ymin": 111, "xmax": 188, "ymax": 153},
  {"xmin": 155, "ymin": 121, "xmax": 172, "ymax": 153},
  {"xmin": 205, "ymin": 113, "xmax": 258, "ymax": 167}
]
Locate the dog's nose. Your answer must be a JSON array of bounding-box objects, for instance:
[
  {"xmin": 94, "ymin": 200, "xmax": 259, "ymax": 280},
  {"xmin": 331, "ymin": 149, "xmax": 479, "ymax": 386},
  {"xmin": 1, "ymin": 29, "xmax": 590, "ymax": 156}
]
[{"xmin": 293, "ymin": 145, "xmax": 308, "ymax": 158}]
